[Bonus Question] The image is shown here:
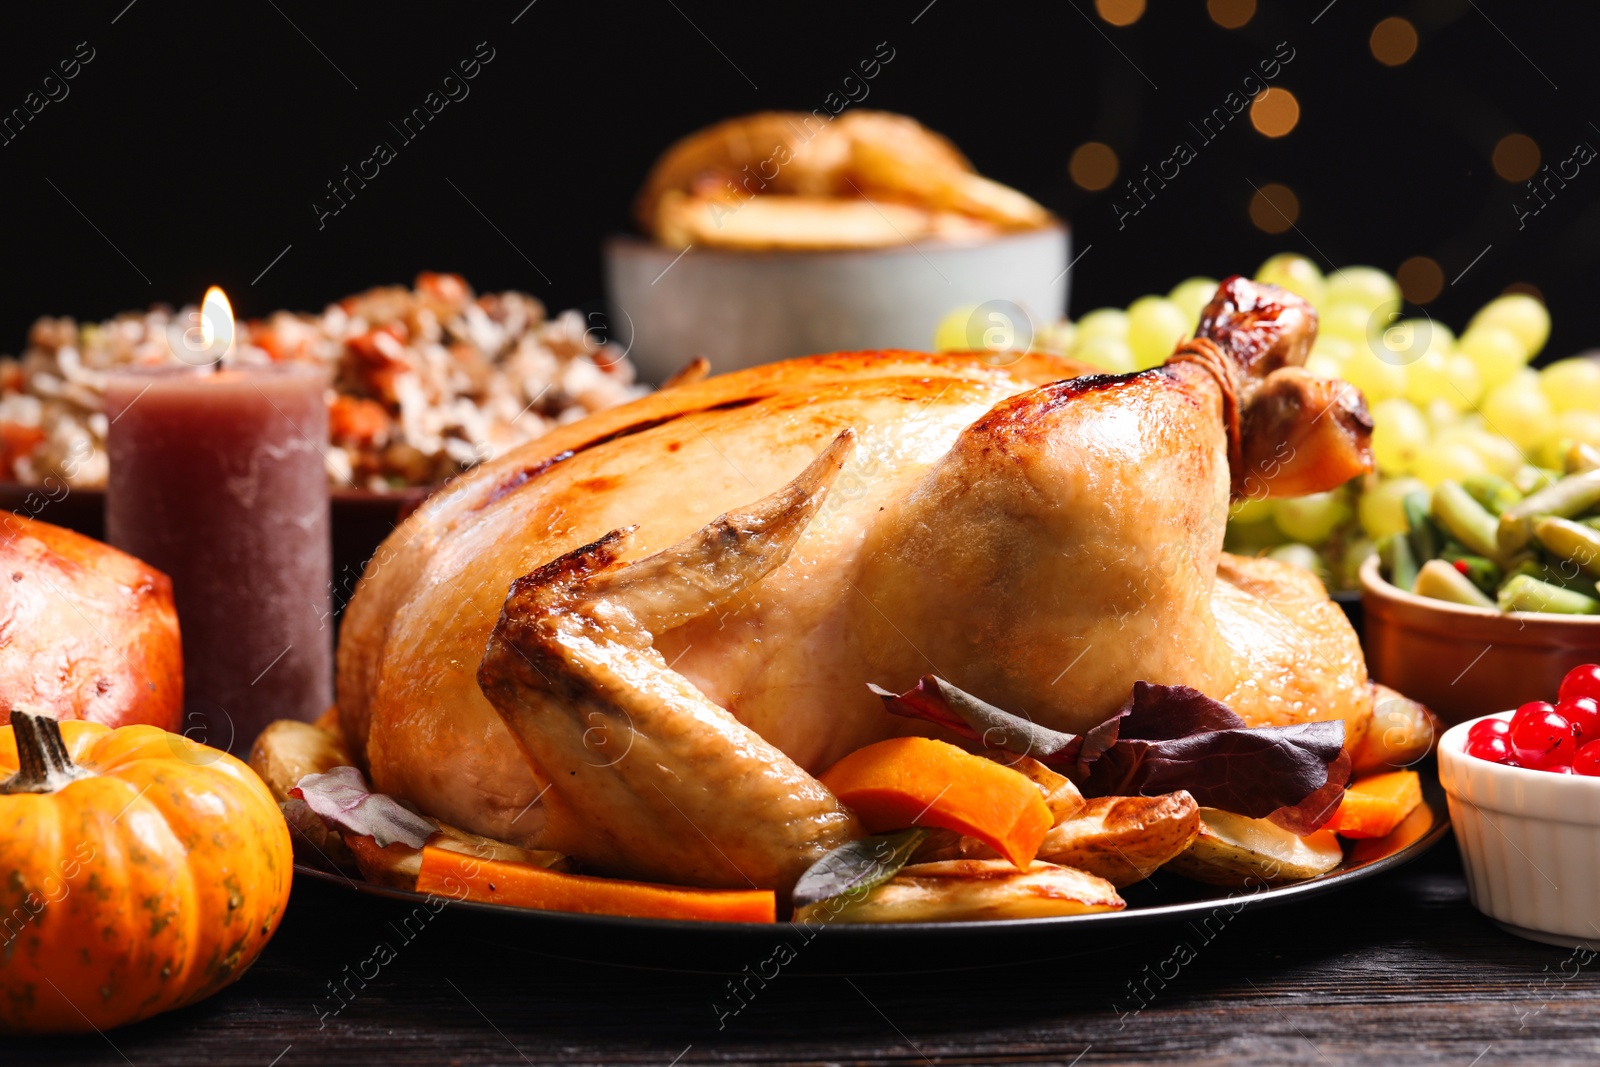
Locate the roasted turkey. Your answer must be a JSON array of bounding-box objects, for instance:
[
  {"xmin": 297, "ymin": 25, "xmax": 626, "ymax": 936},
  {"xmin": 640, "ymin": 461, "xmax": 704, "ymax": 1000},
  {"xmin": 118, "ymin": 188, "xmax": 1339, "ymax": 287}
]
[{"xmin": 339, "ymin": 278, "xmax": 1378, "ymax": 892}]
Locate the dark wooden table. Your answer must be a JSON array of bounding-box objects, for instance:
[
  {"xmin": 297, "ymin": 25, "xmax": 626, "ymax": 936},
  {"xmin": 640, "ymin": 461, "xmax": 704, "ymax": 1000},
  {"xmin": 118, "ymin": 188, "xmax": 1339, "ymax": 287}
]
[{"xmin": 16, "ymin": 834, "xmax": 1600, "ymax": 1066}]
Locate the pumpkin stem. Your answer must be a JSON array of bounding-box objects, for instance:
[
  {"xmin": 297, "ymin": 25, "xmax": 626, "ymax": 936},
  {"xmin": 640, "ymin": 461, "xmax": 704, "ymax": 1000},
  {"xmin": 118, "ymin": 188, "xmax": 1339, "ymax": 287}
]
[{"xmin": 2, "ymin": 709, "xmax": 93, "ymax": 794}]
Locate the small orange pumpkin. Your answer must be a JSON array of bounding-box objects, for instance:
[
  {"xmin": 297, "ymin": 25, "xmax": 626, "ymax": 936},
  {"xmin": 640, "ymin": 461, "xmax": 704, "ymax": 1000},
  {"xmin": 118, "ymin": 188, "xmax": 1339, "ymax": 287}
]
[{"xmin": 0, "ymin": 710, "xmax": 292, "ymax": 1034}]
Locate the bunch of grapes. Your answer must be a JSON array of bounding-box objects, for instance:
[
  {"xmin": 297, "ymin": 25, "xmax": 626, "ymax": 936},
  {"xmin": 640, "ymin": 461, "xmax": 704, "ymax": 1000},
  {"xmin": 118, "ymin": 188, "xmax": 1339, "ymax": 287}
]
[{"xmin": 937, "ymin": 254, "xmax": 1596, "ymax": 591}]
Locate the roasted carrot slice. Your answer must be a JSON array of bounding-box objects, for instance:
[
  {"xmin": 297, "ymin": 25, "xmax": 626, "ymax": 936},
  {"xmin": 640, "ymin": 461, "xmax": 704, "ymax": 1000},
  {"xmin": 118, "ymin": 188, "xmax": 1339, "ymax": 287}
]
[
  {"xmin": 1328, "ymin": 769, "xmax": 1423, "ymax": 840},
  {"xmin": 820, "ymin": 736, "xmax": 1053, "ymax": 867},
  {"xmin": 415, "ymin": 846, "xmax": 776, "ymax": 923}
]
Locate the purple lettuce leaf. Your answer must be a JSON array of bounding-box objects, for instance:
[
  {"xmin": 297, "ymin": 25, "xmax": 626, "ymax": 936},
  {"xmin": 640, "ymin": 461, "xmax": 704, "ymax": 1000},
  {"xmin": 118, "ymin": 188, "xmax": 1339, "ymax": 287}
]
[
  {"xmin": 290, "ymin": 765, "xmax": 438, "ymax": 849},
  {"xmin": 869, "ymin": 677, "xmax": 1082, "ymax": 763},
  {"xmin": 1267, "ymin": 750, "xmax": 1353, "ymax": 834},
  {"xmin": 873, "ymin": 675, "xmax": 1346, "ymax": 826}
]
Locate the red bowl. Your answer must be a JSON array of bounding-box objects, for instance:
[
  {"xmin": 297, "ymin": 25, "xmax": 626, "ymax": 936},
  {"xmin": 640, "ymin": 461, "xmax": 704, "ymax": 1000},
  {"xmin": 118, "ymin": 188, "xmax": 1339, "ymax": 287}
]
[{"xmin": 1360, "ymin": 554, "xmax": 1600, "ymax": 727}]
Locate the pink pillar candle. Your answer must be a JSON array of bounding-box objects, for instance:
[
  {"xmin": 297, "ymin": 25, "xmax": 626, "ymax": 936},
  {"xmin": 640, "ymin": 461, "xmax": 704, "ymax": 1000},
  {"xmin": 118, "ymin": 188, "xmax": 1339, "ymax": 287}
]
[{"xmin": 105, "ymin": 364, "xmax": 332, "ymax": 752}]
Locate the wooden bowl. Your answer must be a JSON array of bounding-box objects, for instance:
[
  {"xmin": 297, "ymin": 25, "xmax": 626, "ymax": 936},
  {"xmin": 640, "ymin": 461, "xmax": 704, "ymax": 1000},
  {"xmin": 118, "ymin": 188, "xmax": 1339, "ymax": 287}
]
[
  {"xmin": 1359, "ymin": 554, "xmax": 1600, "ymax": 727},
  {"xmin": 604, "ymin": 226, "xmax": 1071, "ymax": 383}
]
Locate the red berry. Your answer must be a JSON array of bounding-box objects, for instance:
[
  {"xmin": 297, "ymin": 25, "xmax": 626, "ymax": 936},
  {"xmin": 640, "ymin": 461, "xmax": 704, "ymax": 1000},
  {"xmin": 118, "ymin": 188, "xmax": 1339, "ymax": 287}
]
[
  {"xmin": 1561, "ymin": 665, "xmax": 1600, "ymax": 706},
  {"xmin": 1468, "ymin": 718, "xmax": 1511, "ymax": 744},
  {"xmin": 1575, "ymin": 740, "xmax": 1600, "ymax": 777},
  {"xmin": 1548, "ymin": 764, "xmax": 1577, "ymax": 774},
  {"xmin": 1560, "ymin": 696, "xmax": 1600, "ymax": 745},
  {"xmin": 1466, "ymin": 735, "xmax": 1513, "ymax": 763},
  {"xmin": 1510, "ymin": 701, "xmax": 1555, "ymax": 736},
  {"xmin": 1454, "ymin": 558, "xmax": 1471, "ymax": 575},
  {"xmin": 1510, "ymin": 704, "xmax": 1574, "ymax": 768}
]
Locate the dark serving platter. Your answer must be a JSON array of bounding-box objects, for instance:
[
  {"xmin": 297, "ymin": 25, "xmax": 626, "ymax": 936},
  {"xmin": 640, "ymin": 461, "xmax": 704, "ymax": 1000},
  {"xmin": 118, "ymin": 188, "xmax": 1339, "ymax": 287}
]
[{"xmin": 291, "ymin": 774, "xmax": 1447, "ymax": 974}]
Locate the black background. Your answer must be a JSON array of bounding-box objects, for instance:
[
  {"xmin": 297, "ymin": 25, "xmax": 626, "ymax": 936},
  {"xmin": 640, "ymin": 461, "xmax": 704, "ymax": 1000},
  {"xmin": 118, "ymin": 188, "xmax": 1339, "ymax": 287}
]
[{"xmin": 1, "ymin": 0, "xmax": 1597, "ymax": 363}]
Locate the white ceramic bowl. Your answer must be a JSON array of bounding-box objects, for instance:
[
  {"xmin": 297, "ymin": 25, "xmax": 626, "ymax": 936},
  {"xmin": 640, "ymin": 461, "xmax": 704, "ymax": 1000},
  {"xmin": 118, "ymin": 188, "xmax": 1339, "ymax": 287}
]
[
  {"xmin": 1439, "ymin": 713, "xmax": 1600, "ymax": 947},
  {"xmin": 603, "ymin": 226, "xmax": 1069, "ymax": 383}
]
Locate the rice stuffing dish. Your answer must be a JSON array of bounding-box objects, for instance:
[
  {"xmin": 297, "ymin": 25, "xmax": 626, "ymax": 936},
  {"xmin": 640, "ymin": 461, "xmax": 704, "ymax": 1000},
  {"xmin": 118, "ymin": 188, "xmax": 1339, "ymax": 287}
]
[{"xmin": 0, "ymin": 273, "xmax": 648, "ymax": 491}]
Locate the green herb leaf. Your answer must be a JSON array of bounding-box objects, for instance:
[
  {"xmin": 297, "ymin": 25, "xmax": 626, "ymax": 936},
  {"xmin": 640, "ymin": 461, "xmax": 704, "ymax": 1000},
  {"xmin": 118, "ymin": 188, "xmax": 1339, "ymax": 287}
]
[{"xmin": 791, "ymin": 829, "xmax": 928, "ymax": 911}]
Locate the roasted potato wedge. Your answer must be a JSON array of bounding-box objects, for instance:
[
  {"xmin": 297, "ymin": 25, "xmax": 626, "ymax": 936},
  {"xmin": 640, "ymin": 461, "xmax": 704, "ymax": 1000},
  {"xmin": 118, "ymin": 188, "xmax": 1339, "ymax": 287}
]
[
  {"xmin": 339, "ymin": 829, "xmax": 424, "ymax": 889},
  {"xmin": 249, "ymin": 718, "xmax": 354, "ymax": 804},
  {"xmin": 1038, "ymin": 793, "xmax": 1200, "ymax": 887},
  {"xmin": 800, "ymin": 859, "xmax": 1123, "ymax": 923},
  {"xmin": 281, "ymin": 796, "xmax": 358, "ymax": 873},
  {"xmin": 338, "ymin": 822, "xmax": 570, "ymax": 891},
  {"xmin": 981, "ymin": 752, "xmax": 1086, "ymax": 823},
  {"xmin": 1165, "ymin": 808, "xmax": 1344, "ymax": 887},
  {"xmin": 430, "ymin": 823, "xmax": 573, "ymax": 872},
  {"xmin": 1352, "ymin": 684, "xmax": 1439, "ymax": 774},
  {"xmin": 912, "ymin": 791, "xmax": 1196, "ymax": 887}
]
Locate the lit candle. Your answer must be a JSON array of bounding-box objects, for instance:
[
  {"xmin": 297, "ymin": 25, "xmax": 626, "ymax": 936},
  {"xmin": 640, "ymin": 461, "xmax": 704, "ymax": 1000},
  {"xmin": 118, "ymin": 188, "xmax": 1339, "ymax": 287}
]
[{"xmin": 104, "ymin": 288, "xmax": 331, "ymax": 752}]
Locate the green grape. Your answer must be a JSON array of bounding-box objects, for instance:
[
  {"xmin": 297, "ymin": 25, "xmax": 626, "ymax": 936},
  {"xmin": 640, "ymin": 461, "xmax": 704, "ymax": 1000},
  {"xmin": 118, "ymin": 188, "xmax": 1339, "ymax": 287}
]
[
  {"xmin": 1445, "ymin": 353, "xmax": 1486, "ymax": 411},
  {"xmin": 1422, "ymin": 397, "xmax": 1462, "ymax": 433},
  {"xmin": 1539, "ymin": 358, "xmax": 1600, "ymax": 413},
  {"xmin": 1167, "ymin": 276, "xmax": 1219, "ymax": 329},
  {"xmin": 1338, "ymin": 536, "xmax": 1377, "ymax": 590},
  {"xmin": 1076, "ymin": 308, "xmax": 1129, "ymax": 343},
  {"xmin": 1073, "ymin": 335, "xmax": 1138, "ymax": 374},
  {"xmin": 1481, "ymin": 378, "xmax": 1553, "ymax": 450},
  {"xmin": 1324, "ymin": 266, "xmax": 1400, "ymax": 315},
  {"xmin": 1532, "ymin": 434, "xmax": 1574, "ymax": 471},
  {"xmin": 1126, "ymin": 295, "xmax": 1191, "ymax": 370},
  {"xmin": 1370, "ymin": 398, "xmax": 1429, "ymax": 475},
  {"xmin": 1360, "ymin": 476, "xmax": 1427, "ymax": 540},
  {"xmin": 1380, "ymin": 318, "xmax": 1451, "ymax": 367},
  {"xmin": 1273, "ymin": 490, "xmax": 1351, "ymax": 544},
  {"xmin": 1311, "ymin": 334, "xmax": 1355, "ymax": 362},
  {"xmin": 1319, "ymin": 302, "xmax": 1372, "ymax": 344},
  {"xmin": 1342, "ymin": 343, "xmax": 1409, "ymax": 403},
  {"xmin": 1469, "ymin": 294, "xmax": 1550, "ymax": 359},
  {"xmin": 1413, "ymin": 439, "xmax": 1488, "ymax": 487},
  {"xmin": 1303, "ymin": 351, "xmax": 1348, "ymax": 380},
  {"xmin": 1457, "ymin": 325, "xmax": 1526, "ymax": 392},
  {"xmin": 1225, "ymin": 516, "xmax": 1286, "ymax": 555},
  {"xmin": 1038, "ymin": 320, "xmax": 1078, "ymax": 355},
  {"xmin": 1403, "ymin": 350, "xmax": 1455, "ymax": 407},
  {"xmin": 1306, "ymin": 336, "xmax": 1354, "ymax": 381},
  {"xmin": 1426, "ymin": 322, "xmax": 1457, "ymax": 351},
  {"xmin": 1255, "ymin": 253, "xmax": 1327, "ymax": 308},
  {"xmin": 933, "ymin": 305, "xmax": 980, "ymax": 351},
  {"xmin": 1267, "ymin": 542, "xmax": 1332, "ymax": 587},
  {"xmin": 1444, "ymin": 427, "xmax": 1522, "ymax": 476},
  {"xmin": 1230, "ymin": 495, "xmax": 1275, "ymax": 524},
  {"xmin": 1556, "ymin": 410, "xmax": 1600, "ymax": 449}
]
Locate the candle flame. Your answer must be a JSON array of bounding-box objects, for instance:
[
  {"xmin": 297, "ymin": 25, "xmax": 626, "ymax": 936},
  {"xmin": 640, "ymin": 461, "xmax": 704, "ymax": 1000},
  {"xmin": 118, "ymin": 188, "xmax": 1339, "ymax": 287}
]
[{"xmin": 200, "ymin": 286, "xmax": 235, "ymax": 357}]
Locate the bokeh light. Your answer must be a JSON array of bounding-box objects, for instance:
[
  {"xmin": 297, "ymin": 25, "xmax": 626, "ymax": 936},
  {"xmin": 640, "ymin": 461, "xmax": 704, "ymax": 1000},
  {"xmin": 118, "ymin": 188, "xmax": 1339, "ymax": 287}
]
[
  {"xmin": 1207, "ymin": 0, "xmax": 1255, "ymax": 29},
  {"xmin": 1398, "ymin": 256, "xmax": 1445, "ymax": 305},
  {"xmin": 1249, "ymin": 184, "xmax": 1300, "ymax": 234},
  {"xmin": 1250, "ymin": 88, "xmax": 1300, "ymax": 138},
  {"xmin": 1069, "ymin": 141, "xmax": 1120, "ymax": 191},
  {"xmin": 1492, "ymin": 133, "xmax": 1541, "ymax": 182},
  {"xmin": 1370, "ymin": 17, "xmax": 1418, "ymax": 66},
  {"xmin": 1095, "ymin": 0, "xmax": 1145, "ymax": 26}
]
